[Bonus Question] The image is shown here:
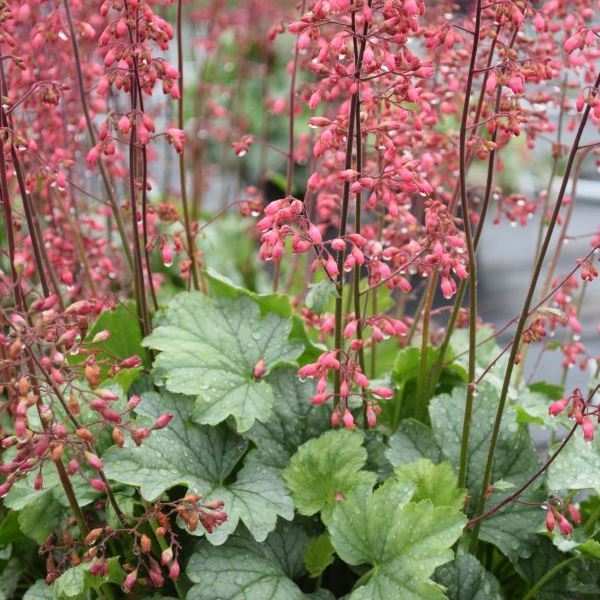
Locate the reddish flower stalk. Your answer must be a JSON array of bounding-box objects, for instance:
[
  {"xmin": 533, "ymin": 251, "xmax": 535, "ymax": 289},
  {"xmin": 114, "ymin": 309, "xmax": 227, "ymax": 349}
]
[
  {"xmin": 470, "ymin": 71, "xmax": 600, "ymax": 551},
  {"xmin": 176, "ymin": 0, "xmax": 202, "ymax": 293}
]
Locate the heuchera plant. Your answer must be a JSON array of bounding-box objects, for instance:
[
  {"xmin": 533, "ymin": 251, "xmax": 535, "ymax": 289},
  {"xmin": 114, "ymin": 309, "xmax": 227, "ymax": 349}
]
[{"xmin": 0, "ymin": 0, "xmax": 600, "ymax": 597}]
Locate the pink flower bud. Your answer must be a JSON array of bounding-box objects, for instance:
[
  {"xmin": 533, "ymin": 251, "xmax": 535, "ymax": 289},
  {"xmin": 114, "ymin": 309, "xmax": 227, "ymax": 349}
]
[
  {"xmin": 582, "ymin": 417, "xmax": 595, "ymax": 442},
  {"xmin": 557, "ymin": 514, "xmax": 573, "ymax": 535},
  {"xmin": 355, "ymin": 372, "xmax": 369, "ymax": 388},
  {"xmin": 85, "ymin": 452, "xmax": 103, "ymax": 471},
  {"xmin": 545, "ymin": 509, "xmax": 555, "ymax": 532},
  {"xmin": 576, "ymin": 90, "xmax": 585, "ymax": 112},
  {"xmin": 118, "ymin": 115, "xmax": 131, "ymax": 135},
  {"xmin": 34, "ymin": 435, "xmax": 50, "ymax": 457},
  {"xmin": 169, "ymin": 560, "xmax": 180, "ymax": 580},
  {"xmin": 340, "ymin": 379, "xmax": 349, "ymax": 398},
  {"xmin": 533, "ymin": 12, "xmax": 545, "ymax": 32},
  {"xmin": 90, "ymin": 478, "xmax": 107, "ymax": 492},
  {"xmin": 253, "ymin": 358, "xmax": 266, "ymax": 379},
  {"xmin": 67, "ymin": 459, "xmax": 79, "ymax": 475},
  {"xmin": 325, "ymin": 256, "xmax": 339, "ymax": 277},
  {"xmin": 123, "ymin": 569, "xmax": 137, "ymax": 592},
  {"xmin": 331, "ymin": 238, "xmax": 346, "ymax": 251},
  {"xmin": 548, "ymin": 397, "xmax": 569, "ymax": 416},
  {"xmin": 92, "ymin": 329, "xmax": 111, "ymax": 343},
  {"xmin": 161, "ymin": 547, "xmax": 173, "ymax": 566},
  {"xmin": 343, "ymin": 409, "xmax": 355, "ymax": 430},
  {"xmin": 308, "ymin": 91, "xmax": 321, "ymax": 109},
  {"xmin": 485, "ymin": 70, "xmax": 497, "ymax": 93},
  {"xmin": 0, "ymin": 482, "xmax": 13, "ymax": 498},
  {"xmin": 366, "ymin": 407, "xmax": 377, "ymax": 427},
  {"xmin": 155, "ymin": 413, "xmax": 174, "ymax": 429},
  {"xmin": 116, "ymin": 17, "xmax": 128, "ymax": 37},
  {"xmin": 307, "ymin": 224, "xmax": 322, "ymax": 245},
  {"xmin": 86, "ymin": 146, "xmax": 100, "ymax": 166},
  {"xmin": 311, "ymin": 393, "xmax": 329, "ymax": 405},
  {"xmin": 128, "ymin": 395, "xmax": 141, "ymax": 409},
  {"xmin": 98, "ymin": 390, "xmax": 119, "ymax": 402},
  {"xmin": 120, "ymin": 355, "xmax": 142, "ymax": 369},
  {"xmin": 567, "ymin": 503, "xmax": 581, "ymax": 525},
  {"xmin": 343, "ymin": 320, "xmax": 357, "ymax": 339},
  {"xmin": 371, "ymin": 387, "xmax": 393, "ymax": 399},
  {"xmin": 298, "ymin": 363, "xmax": 319, "ymax": 379},
  {"xmin": 564, "ymin": 34, "xmax": 579, "ymax": 54}
]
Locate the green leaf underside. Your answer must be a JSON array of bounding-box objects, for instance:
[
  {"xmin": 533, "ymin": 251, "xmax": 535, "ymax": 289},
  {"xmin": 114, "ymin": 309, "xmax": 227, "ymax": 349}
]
[
  {"xmin": 329, "ymin": 480, "xmax": 466, "ymax": 600},
  {"xmin": 186, "ymin": 522, "xmax": 306, "ymax": 600},
  {"xmin": 283, "ymin": 430, "xmax": 377, "ymax": 522},
  {"xmin": 143, "ymin": 292, "xmax": 303, "ymax": 432},
  {"xmin": 103, "ymin": 391, "xmax": 293, "ymax": 544}
]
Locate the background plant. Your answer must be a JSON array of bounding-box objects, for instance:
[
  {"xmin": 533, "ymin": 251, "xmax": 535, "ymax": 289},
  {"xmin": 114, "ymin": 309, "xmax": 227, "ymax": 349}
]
[{"xmin": 0, "ymin": 0, "xmax": 600, "ymax": 598}]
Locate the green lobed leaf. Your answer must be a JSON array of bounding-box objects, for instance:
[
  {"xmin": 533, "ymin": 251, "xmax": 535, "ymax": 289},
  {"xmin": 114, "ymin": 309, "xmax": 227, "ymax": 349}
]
[
  {"xmin": 23, "ymin": 581, "xmax": 54, "ymax": 600},
  {"xmin": 328, "ymin": 479, "xmax": 466, "ymax": 600},
  {"xmin": 144, "ymin": 291, "xmax": 303, "ymax": 432},
  {"xmin": 53, "ymin": 565, "xmax": 87, "ymax": 599},
  {"xmin": 186, "ymin": 522, "xmax": 307, "ymax": 600},
  {"xmin": 385, "ymin": 419, "xmax": 443, "ymax": 467},
  {"xmin": 429, "ymin": 383, "xmax": 538, "ymax": 495},
  {"xmin": 304, "ymin": 533, "xmax": 335, "ymax": 579},
  {"xmin": 305, "ymin": 280, "xmax": 338, "ymax": 315},
  {"xmin": 0, "ymin": 558, "xmax": 23, "ymax": 600},
  {"xmin": 5, "ymin": 464, "xmax": 98, "ymax": 543},
  {"xmin": 103, "ymin": 390, "xmax": 293, "ymax": 544},
  {"xmin": 428, "ymin": 382, "xmax": 542, "ymax": 560},
  {"xmin": 392, "ymin": 347, "xmax": 438, "ymax": 387},
  {"xmin": 515, "ymin": 535, "xmax": 574, "ymax": 600},
  {"xmin": 283, "ymin": 430, "xmax": 377, "ymax": 523},
  {"xmin": 204, "ymin": 267, "xmax": 323, "ymax": 365},
  {"xmin": 245, "ymin": 367, "xmax": 329, "ymax": 469},
  {"xmin": 70, "ymin": 301, "xmax": 145, "ymax": 388},
  {"xmin": 578, "ymin": 539, "xmax": 600, "ymax": 560},
  {"xmin": 547, "ymin": 434, "xmax": 600, "ymax": 491},
  {"xmin": 434, "ymin": 549, "xmax": 503, "ymax": 600},
  {"xmin": 478, "ymin": 494, "xmax": 545, "ymax": 562},
  {"xmin": 394, "ymin": 459, "xmax": 466, "ymax": 510}
]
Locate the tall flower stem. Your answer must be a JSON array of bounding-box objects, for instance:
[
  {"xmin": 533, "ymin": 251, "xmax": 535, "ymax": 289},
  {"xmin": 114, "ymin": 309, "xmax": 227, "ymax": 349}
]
[
  {"xmin": 273, "ymin": 0, "xmax": 306, "ymax": 293},
  {"xmin": 413, "ymin": 20, "xmax": 505, "ymax": 416},
  {"xmin": 62, "ymin": 0, "xmax": 134, "ymax": 274},
  {"xmin": 128, "ymin": 85, "xmax": 151, "ymax": 338},
  {"xmin": 469, "ymin": 72, "xmax": 600, "ymax": 551},
  {"xmin": 456, "ymin": 0, "xmax": 482, "ymax": 488},
  {"xmin": 176, "ymin": 0, "xmax": 202, "ymax": 292},
  {"xmin": 333, "ymin": 1, "xmax": 370, "ymax": 405}
]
